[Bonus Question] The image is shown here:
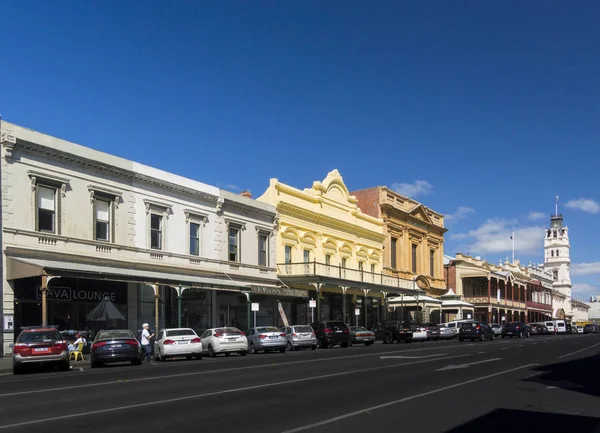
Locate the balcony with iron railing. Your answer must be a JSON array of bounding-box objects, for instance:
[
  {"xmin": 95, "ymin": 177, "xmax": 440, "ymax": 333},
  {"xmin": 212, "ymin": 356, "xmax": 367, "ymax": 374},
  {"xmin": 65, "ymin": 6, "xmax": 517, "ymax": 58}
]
[{"xmin": 277, "ymin": 261, "xmax": 415, "ymax": 291}]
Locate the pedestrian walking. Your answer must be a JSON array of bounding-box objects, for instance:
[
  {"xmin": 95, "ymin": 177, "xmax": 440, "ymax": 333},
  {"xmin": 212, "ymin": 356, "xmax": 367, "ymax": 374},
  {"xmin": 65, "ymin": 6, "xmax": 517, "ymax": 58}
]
[{"xmin": 141, "ymin": 323, "xmax": 155, "ymax": 364}]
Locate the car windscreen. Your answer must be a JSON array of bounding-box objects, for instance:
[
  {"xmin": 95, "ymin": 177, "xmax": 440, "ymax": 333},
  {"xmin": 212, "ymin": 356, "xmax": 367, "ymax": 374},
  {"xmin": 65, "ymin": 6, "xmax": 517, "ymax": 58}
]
[
  {"xmin": 96, "ymin": 330, "xmax": 133, "ymax": 340},
  {"xmin": 325, "ymin": 322, "xmax": 346, "ymax": 329},
  {"xmin": 352, "ymin": 326, "xmax": 367, "ymax": 331},
  {"xmin": 17, "ymin": 331, "xmax": 62, "ymax": 343},
  {"xmin": 216, "ymin": 328, "xmax": 243, "ymax": 335},
  {"xmin": 166, "ymin": 329, "xmax": 196, "ymax": 337},
  {"xmin": 256, "ymin": 327, "xmax": 281, "ymax": 333},
  {"xmin": 294, "ymin": 326, "xmax": 313, "ymax": 333}
]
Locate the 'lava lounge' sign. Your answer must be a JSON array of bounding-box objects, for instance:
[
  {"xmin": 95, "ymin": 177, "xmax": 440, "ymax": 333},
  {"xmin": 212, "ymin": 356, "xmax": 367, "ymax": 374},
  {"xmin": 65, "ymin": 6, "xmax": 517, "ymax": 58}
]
[{"xmin": 36, "ymin": 286, "xmax": 121, "ymax": 303}]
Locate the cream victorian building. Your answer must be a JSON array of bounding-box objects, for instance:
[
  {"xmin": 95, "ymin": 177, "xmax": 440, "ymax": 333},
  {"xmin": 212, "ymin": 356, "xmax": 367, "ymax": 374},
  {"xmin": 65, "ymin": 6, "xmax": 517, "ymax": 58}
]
[{"xmin": 258, "ymin": 170, "xmax": 419, "ymax": 328}]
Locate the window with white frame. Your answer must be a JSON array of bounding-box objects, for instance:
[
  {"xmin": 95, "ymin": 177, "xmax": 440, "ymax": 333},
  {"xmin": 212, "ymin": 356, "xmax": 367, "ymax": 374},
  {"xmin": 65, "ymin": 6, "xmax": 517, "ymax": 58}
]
[
  {"xmin": 94, "ymin": 198, "xmax": 111, "ymax": 241},
  {"xmin": 229, "ymin": 226, "xmax": 240, "ymax": 262},
  {"xmin": 303, "ymin": 249, "xmax": 310, "ymax": 263},
  {"xmin": 37, "ymin": 185, "xmax": 56, "ymax": 233},
  {"xmin": 325, "ymin": 254, "xmax": 331, "ymax": 265},
  {"xmin": 371, "ymin": 263, "xmax": 375, "ymax": 273},
  {"xmin": 189, "ymin": 222, "xmax": 200, "ymax": 256},
  {"xmin": 284, "ymin": 245, "xmax": 292, "ymax": 263},
  {"xmin": 150, "ymin": 213, "xmax": 163, "ymax": 250},
  {"xmin": 258, "ymin": 232, "xmax": 268, "ymax": 266}
]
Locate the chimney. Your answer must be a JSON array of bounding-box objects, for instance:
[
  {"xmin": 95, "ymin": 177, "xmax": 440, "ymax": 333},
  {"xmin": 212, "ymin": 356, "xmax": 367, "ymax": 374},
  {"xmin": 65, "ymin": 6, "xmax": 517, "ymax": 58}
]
[{"xmin": 240, "ymin": 190, "xmax": 252, "ymax": 199}]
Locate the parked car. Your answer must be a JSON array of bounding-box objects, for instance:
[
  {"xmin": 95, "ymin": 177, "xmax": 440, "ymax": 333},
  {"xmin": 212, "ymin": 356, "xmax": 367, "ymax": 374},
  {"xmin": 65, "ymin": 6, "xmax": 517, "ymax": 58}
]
[
  {"xmin": 489, "ymin": 323, "xmax": 502, "ymax": 336},
  {"xmin": 284, "ymin": 325, "xmax": 317, "ymax": 351},
  {"xmin": 311, "ymin": 321, "xmax": 350, "ymax": 348},
  {"xmin": 90, "ymin": 329, "xmax": 141, "ymax": 367},
  {"xmin": 373, "ymin": 321, "xmax": 414, "ymax": 343},
  {"xmin": 247, "ymin": 326, "xmax": 287, "ymax": 354},
  {"xmin": 458, "ymin": 321, "xmax": 495, "ymax": 342},
  {"xmin": 583, "ymin": 324, "xmax": 599, "ymax": 334},
  {"xmin": 12, "ymin": 327, "xmax": 70, "ymax": 375},
  {"xmin": 575, "ymin": 325, "xmax": 584, "ymax": 334},
  {"xmin": 199, "ymin": 327, "xmax": 247, "ymax": 357},
  {"xmin": 348, "ymin": 326, "xmax": 376, "ymax": 346},
  {"xmin": 502, "ymin": 321, "xmax": 530, "ymax": 338},
  {"xmin": 412, "ymin": 326, "xmax": 428, "ymax": 342},
  {"xmin": 440, "ymin": 320, "xmax": 473, "ymax": 335},
  {"xmin": 421, "ymin": 323, "xmax": 441, "ymax": 340},
  {"xmin": 154, "ymin": 328, "xmax": 202, "ymax": 361},
  {"xmin": 437, "ymin": 326, "xmax": 456, "ymax": 340}
]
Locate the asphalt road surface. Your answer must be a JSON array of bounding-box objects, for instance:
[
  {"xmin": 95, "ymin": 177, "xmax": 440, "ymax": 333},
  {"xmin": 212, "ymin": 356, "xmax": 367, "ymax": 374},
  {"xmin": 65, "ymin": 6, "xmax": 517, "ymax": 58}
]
[{"xmin": 0, "ymin": 334, "xmax": 599, "ymax": 433}]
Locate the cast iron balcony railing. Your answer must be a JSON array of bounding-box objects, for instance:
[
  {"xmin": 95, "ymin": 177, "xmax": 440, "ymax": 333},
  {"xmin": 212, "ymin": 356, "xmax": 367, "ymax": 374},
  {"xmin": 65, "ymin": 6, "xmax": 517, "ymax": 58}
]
[{"xmin": 277, "ymin": 261, "xmax": 415, "ymax": 290}]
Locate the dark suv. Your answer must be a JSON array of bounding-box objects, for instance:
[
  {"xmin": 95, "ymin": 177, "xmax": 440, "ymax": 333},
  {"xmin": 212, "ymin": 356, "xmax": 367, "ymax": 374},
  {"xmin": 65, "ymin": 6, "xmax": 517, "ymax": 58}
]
[
  {"xmin": 310, "ymin": 321, "xmax": 350, "ymax": 348},
  {"xmin": 374, "ymin": 320, "xmax": 414, "ymax": 343},
  {"xmin": 458, "ymin": 321, "xmax": 495, "ymax": 342},
  {"xmin": 501, "ymin": 321, "xmax": 530, "ymax": 338}
]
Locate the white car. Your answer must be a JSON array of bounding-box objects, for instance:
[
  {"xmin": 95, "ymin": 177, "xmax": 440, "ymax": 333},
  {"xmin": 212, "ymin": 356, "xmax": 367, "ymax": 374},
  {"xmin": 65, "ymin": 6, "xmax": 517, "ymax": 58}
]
[
  {"xmin": 576, "ymin": 325, "xmax": 584, "ymax": 334},
  {"xmin": 412, "ymin": 326, "xmax": 428, "ymax": 342},
  {"xmin": 199, "ymin": 327, "xmax": 248, "ymax": 357},
  {"xmin": 154, "ymin": 328, "xmax": 203, "ymax": 361},
  {"xmin": 490, "ymin": 323, "xmax": 503, "ymax": 336}
]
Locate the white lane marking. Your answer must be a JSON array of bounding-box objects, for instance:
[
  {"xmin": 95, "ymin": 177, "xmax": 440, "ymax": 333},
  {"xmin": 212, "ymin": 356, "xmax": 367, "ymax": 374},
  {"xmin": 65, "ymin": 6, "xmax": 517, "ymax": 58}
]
[
  {"xmin": 0, "ymin": 350, "xmax": 471, "ymax": 399},
  {"xmin": 519, "ymin": 345, "xmax": 524, "ymax": 347},
  {"xmin": 0, "ymin": 353, "xmax": 473, "ymax": 430},
  {"xmin": 501, "ymin": 348, "xmax": 507, "ymax": 350},
  {"xmin": 282, "ymin": 363, "xmax": 539, "ymax": 433},
  {"xmin": 435, "ymin": 358, "xmax": 501, "ymax": 371},
  {"xmin": 558, "ymin": 342, "xmax": 600, "ymax": 359},
  {"xmin": 380, "ymin": 354, "xmax": 446, "ymax": 359},
  {"xmin": 478, "ymin": 352, "xmax": 485, "ymax": 354}
]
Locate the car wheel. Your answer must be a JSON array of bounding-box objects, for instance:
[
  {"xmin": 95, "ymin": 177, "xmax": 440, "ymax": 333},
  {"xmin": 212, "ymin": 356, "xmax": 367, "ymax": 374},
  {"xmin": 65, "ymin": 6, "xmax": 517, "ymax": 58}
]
[
  {"xmin": 405, "ymin": 338, "xmax": 412, "ymax": 344},
  {"xmin": 186, "ymin": 355, "xmax": 193, "ymax": 360},
  {"xmin": 479, "ymin": 334, "xmax": 485, "ymax": 342},
  {"xmin": 90, "ymin": 360, "xmax": 100, "ymax": 368},
  {"xmin": 131, "ymin": 358, "xmax": 142, "ymax": 366},
  {"xmin": 59, "ymin": 361, "xmax": 70, "ymax": 372},
  {"xmin": 458, "ymin": 338, "xmax": 464, "ymax": 342},
  {"xmin": 287, "ymin": 341, "xmax": 294, "ymax": 351},
  {"xmin": 365, "ymin": 342, "xmax": 371, "ymax": 346},
  {"xmin": 385, "ymin": 334, "xmax": 393, "ymax": 344},
  {"xmin": 279, "ymin": 347, "xmax": 286, "ymax": 353},
  {"xmin": 250, "ymin": 343, "xmax": 258, "ymax": 354},
  {"xmin": 341, "ymin": 342, "xmax": 349, "ymax": 348},
  {"xmin": 317, "ymin": 339, "xmax": 324, "ymax": 349},
  {"xmin": 519, "ymin": 332, "xmax": 523, "ymax": 338},
  {"xmin": 491, "ymin": 333, "xmax": 495, "ymax": 341},
  {"xmin": 225, "ymin": 352, "xmax": 231, "ymax": 357},
  {"xmin": 240, "ymin": 351, "xmax": 247, "ymax": 356},
  {"xmin": 12, "ymin": 365, "xmax": 24, "ymax": 375},
  {"xmin": 208, "ymin": 345, "xmax": 216, "ymax": 357},
  {"xmin": 196, "ymin": 354, "xmax": 203, "ymax": 360},
  {"xmin": 311, "ymin": 345, "xmax": 317, "ymax": 350},
  {"xmin": 348, "ymin": 340, "xmax": 353, "ymax": 347}
]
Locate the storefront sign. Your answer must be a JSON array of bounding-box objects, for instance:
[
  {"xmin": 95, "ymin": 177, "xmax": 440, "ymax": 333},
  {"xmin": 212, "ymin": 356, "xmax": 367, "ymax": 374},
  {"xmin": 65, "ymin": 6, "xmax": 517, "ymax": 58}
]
[
  {"xmin": 309, "ymin": 299, "xmax": 316, "ymax": 308},
  {"xmin": 3, "ymin": 315, "xmax": 14, "ymax": 332},
  {"xmin": 250, "ymin": 286, "xmax": 308, "ymax": 298},
  {"xmin": 36, "ymin": 286, "xmax": 118, "ymax": 302},
  {"xmin": 251, "ymin": 303, "xmax": 260, "ymax": 312},
  {"xmin": 355, "ymin": 309, "xmax": 360, "ymax": 316}
]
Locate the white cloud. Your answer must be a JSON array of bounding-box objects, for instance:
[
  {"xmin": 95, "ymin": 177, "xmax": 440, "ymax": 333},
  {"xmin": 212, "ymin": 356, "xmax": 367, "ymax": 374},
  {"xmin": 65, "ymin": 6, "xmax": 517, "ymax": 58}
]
[
  {"xmin": 391, "ymin": 180, "xmax": 433, "ymax": 198},
  {"xmin": 450, "ymin": 218, "xmax": 545, "ymax": 255},
  {"xmin": 565, "ymin": 198, "xmax": 600, "ymax": 214},
  {"xmin": 445, "ymin": 206, "xmax": 476, "ymax": 223},
  {"xmin": 528, "ymin": 211, "xmax": 546, "ymax": 221},
  {"xmin": 571, "ymin": 262, "xmax": 600, "ymax": 276},
  {"xmin": 572, "ymin": 283, "xmax": 597, "ymax": 294}
]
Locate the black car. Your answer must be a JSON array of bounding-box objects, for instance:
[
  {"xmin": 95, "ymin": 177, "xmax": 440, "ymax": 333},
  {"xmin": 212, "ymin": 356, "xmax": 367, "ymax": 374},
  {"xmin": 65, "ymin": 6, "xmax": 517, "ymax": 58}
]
[
  {"xmin": 373, "ymin": 320, "xmax": 414, "ymax": 343},
  {"xmin": 502, "ymin": 321, "xmax": 530, "ymax": 338},
  {"xmin": 584, "ymin": 324, "xmax": 599, "ymax": 334},
  {"xmin": 310, "ymin": 321, "xmax": 350, "ymax": 348},
  {"xmin": 90, "ymin": 329, "xmax": 142, "ymax": 367},
  {"xmin": 421, "ymin": 323, "xmax": 441, "ymax": 340},
  {"xmin": 458, "ymin": 322, "xmax": 495, "ymax": 342}
]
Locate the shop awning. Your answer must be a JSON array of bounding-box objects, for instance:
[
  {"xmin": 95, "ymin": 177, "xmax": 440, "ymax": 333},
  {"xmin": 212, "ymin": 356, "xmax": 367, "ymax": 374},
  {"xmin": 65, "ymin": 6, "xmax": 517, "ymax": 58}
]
[
  {"xmin": 388, "ymin": 295, "xmax": 442, "ymax": 306},
  {"xmin": 7, "ymin": 257, "xmax": 250, "ymax": 291},
  {"xmin": 442, "ymin": 299, "xmax": 475, "ymax": 309}
]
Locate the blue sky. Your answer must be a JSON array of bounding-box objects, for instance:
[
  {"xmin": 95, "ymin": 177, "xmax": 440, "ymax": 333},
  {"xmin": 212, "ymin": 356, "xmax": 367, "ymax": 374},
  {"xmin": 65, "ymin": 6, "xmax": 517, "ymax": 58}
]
[{"xmin": 2, "ymin": 1, "xmax": 599, "ymax": 299}]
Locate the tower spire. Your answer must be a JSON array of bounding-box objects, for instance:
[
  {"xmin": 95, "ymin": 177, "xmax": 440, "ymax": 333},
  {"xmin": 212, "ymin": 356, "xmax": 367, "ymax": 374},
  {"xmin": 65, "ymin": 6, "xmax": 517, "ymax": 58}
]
[{"xmin": 556, "ymin": 195, "xmax": 559, "ymax": 217}]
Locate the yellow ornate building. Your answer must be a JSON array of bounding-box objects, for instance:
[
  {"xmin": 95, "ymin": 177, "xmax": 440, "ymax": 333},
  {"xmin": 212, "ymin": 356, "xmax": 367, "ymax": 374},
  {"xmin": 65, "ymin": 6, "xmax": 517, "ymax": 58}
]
[{"xmin": 257, "ymin": 170, "xmax": 418, "ymax": 327}]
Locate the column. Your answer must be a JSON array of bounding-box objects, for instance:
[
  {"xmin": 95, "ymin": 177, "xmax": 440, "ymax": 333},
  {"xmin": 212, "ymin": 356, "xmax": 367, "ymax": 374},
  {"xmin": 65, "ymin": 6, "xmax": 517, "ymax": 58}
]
[
  {"xmin": 41, "ymin": 275, "xmax": 49, "ymax": 326},
  {"xmin": 153, "ymin": 283, "xmax": 160, "ymax": 335},
  {"xmin": 487, "ymin": 278, "xmax": 492, "ymax": 302},
  {"xmin": 177, "ymin": 286, "xmax": 183, "ymax": 328},
  {"xmin": 341, "ymin": 286, "xmax": 349, "ymax": 324}
]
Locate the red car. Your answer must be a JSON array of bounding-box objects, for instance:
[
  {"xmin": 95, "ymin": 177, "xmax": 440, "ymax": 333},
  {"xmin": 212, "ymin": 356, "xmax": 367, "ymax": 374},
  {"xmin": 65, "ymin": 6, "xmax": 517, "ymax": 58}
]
[{"xmin": 12, "ymin": 327, "xmax": 70, "ymax": 375}]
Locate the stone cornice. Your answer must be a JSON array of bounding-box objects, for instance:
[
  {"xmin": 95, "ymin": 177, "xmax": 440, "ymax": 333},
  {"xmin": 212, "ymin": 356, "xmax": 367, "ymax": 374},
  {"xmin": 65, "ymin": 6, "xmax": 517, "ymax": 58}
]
[
  {"xmin": 277, "ymin": 202, "xmax": 385, "ymax": 243},
  {"xmin": 221, "ymin": 197, "xmax": 277, "ymax": 221},
  {"xmin": 15, "ymin": 138, "xmax": 219, "ymax": 204}
]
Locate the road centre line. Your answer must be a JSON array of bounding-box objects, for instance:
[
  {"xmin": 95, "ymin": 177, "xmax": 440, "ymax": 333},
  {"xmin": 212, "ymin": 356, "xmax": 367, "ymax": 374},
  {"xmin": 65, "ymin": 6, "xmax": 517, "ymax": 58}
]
[
  {"xmin": 0, "ymin": 351, "xmax": 472, "ymax": 399},
  {"xmin": 282, "ymin": 363, "xmax": 539, "ymax": 433},
  {"xmin": 557, "ymin": 342, "xmax": 600, "ymax": 359},
  {"xmin": 0, "ymin": 353, "xmax": 473, "ymax": 430}
]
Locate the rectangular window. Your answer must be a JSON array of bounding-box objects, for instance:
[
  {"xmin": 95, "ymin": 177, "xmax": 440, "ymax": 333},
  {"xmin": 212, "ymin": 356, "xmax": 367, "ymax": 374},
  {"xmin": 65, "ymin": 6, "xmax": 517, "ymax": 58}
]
[
  {"xmin": 94, "ymin": 199, "xmax": 110, "ymax": 241},
  {"xmin": 37, "ymin": 185, "xmax": 56, "ymax": 233},
  {"xmin": 341, "ymin": 258, "xmax": 347, "ymax": 268},
  {"xmin": 412, "ymin": 244, "xmax": 418, "ymax": 273},
  {"xmin": 284, "ymin": 245, "xmax": 292, "ymax": 263},
  {"xmin": 429, "ymin": 249, "xmax": 435, "ymax": 277},
  {"xmin": 258, "ymin": 233, "xmax": 268, "ymax": 266},
  {"xmin": 189, "ymin": 222, "xmax": 200, "ymax": 256},
  {"xmin": 391, "ymin": 237, "xmax": 397, "ymax": 269},
  {"xmin": 359, "ymin": 262, "xmax": 364, "ymax": 272},
  {"xmin": 325, "ymin": 254, "xmax": 331, "ymax": 265},
  {"xmin": 229, "ymin": 227, "xmax": 240, "ymax": 262},
  {"xmin": 303, "ymin": 249, "xmax": 310, "ymax": 263},
  {"xmin": 150, "ymin": 214, "xmax": 163, "ymax": 249},
  {"xmin": 371, "ymin": 264, "xmax": 375, "ymax": 273}
]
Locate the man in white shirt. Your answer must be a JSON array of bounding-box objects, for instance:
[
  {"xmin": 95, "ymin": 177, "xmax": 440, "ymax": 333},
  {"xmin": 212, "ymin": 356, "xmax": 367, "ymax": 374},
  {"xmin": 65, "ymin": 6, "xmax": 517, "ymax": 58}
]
[{"xmin": 141, "ymin": 323, "xmax": 155, "ymax": 364}]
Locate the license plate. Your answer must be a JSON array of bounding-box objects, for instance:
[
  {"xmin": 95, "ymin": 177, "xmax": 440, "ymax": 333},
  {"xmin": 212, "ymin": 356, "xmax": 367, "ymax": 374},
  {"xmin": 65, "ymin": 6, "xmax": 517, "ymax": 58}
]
[
  {"xmin": 113, "ymin": 344, "xmax": 122, "ymax": 348},
  {"xmin": 34, "ymin": 348, "xmax": 49, "ymax": 353},
  {"xmin": 227, "ymin": 338, "xmax": 236, "ymax": 341},
  {"xmin": 269, "ymin": 336, "xmax": 278, "ymax": 339},
  {"xmin": 300, "ymin": 333, "xmax": 308, "ymax": 337},
  {"xmin": 336, "ymin": 330, "xmax": 342, "ymax": 333},
  {"xmin": 507, "ymin": 332, "xmax": 513, "ymax": 335},
  {"xmin": 178, "ymin": 341, "xmax": 188, "ymax": 344}
]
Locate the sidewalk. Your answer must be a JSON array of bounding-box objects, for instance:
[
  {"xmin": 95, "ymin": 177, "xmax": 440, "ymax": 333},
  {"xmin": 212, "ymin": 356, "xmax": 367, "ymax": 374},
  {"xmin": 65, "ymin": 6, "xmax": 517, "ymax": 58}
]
[{"xmin": 0, "ymin": 355, "xmax": 91, "ymax": 374}]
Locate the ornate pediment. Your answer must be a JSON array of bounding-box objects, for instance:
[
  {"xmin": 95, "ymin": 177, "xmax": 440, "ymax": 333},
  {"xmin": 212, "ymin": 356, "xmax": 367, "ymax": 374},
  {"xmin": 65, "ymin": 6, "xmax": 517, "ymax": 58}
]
[{"xmin": 408, "ymin": 204, "xmax": 434, "ymax": 225}]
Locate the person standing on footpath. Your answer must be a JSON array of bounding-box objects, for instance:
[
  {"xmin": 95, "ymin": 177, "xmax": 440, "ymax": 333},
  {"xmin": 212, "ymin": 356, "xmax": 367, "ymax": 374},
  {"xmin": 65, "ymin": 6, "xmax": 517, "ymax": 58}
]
[{"xmin": 141, "ymin": 323, "xmax": 155, "ymax": 364}]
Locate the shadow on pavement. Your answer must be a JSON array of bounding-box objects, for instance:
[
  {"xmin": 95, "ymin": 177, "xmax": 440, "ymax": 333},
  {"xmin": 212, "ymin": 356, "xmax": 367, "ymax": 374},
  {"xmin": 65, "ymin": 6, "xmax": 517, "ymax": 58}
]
[
  {"xmin": 525, "ymin": 353, "xmax": 600, "ymax": 399},
  {"xmin": 443, "ymin": 408, "xmax": 600, "ymax": 433}
]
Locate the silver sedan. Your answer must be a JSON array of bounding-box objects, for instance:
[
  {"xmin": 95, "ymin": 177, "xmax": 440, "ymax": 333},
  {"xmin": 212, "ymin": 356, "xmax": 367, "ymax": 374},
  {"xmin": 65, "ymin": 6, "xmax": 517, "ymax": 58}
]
[{"xmin": 247, "ymin": 326, "xmax": 287, "ymax": 354}]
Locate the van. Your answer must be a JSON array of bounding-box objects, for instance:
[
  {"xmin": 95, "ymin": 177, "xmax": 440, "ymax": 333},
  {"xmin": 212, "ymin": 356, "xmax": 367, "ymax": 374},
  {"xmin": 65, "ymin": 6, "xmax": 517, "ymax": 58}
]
[
  {"xmin": 440, "ymin": 320, "xmax": 473, "ymax": 335},
  {"xmin": 534, "ymin": 320, "xmax": 566, "ymax": 333}
]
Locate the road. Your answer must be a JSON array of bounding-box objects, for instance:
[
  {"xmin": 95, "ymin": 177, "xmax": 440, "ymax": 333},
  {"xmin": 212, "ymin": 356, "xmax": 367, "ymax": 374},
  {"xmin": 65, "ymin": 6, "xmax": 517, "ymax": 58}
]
[{"xmin": 0, "ymin": 334, "xmax": 599, "ymax": 433}]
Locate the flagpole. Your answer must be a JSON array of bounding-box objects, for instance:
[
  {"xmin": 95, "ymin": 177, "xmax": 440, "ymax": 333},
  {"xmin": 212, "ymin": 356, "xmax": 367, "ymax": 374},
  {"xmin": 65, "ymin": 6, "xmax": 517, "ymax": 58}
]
[
  {"xmin": 512, "ymin": 231, "xmax": 515, "ymax": 263},
  {"xmin": 556, "ymin": 195, "xmax": 559, "ymax": 217}
]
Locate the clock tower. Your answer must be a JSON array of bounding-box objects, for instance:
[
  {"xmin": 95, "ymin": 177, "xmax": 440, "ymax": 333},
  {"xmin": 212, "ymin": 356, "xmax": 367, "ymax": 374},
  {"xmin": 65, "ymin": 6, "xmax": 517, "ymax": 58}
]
[{"xmin": 543, "ymin": 210, "xmax": 572, "ymax": 318}]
